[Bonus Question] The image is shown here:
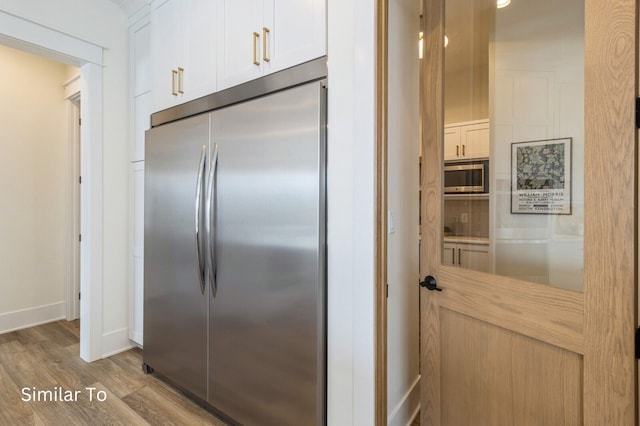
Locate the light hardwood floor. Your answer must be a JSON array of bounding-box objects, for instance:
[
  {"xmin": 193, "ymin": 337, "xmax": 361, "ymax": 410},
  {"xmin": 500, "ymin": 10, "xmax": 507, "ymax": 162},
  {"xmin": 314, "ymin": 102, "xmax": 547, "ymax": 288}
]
[{"xmin": 0, "ymin": 320, "xmax": 227, "ymax": 425}]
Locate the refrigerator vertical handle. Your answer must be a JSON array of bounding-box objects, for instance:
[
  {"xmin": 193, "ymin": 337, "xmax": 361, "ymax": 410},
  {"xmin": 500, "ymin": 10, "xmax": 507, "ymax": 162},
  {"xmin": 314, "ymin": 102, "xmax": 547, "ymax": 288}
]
[
  {"xmin": 195, "ymin": 145, "xmax": 207, "ymax": 295},
  {"xmin": 206, "ymin": 143, "xmax": 219, "ymax": 297}
]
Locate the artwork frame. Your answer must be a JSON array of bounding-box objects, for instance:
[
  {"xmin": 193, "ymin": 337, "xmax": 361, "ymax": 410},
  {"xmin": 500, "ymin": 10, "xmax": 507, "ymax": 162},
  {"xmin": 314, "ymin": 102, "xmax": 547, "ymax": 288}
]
[{"xmin": 511, "ymin": 137, "xmax": 572, "ymax": 215}]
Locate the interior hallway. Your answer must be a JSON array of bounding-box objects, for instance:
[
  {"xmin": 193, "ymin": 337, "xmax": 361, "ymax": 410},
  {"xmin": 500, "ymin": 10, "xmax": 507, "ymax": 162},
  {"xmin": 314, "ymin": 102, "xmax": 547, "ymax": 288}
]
[{"xmin": 0, "ymin": 321, "xmax": 225, "ymax": 425}]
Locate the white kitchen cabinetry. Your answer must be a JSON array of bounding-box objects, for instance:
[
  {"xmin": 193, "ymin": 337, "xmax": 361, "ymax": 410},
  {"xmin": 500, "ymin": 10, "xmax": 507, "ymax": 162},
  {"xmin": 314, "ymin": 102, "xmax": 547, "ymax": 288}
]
[
  {"xmin": 130, "ymin": 161, "xmax": 145, "ymax": 344},
  {"xmin": 216, "ymin": 0, "xmax": 263, "ymax": 90},
  {"xmin": 151, "ymin": 0, "xmax": 217, "ymax": 112},
  {"xmin": 129, "ymin": 12, "xmax": 152, "ymax": 345},
  {"xmin": 443, "ymin": 240, "xmax": 490, "ymax": 273},
  {"xmin": 217, "ymin": 0, "xmax": 326, "ymax": 91},
  {"xmin": 444, "ymin": 119, "xmax": 490, "ymax": 161}
]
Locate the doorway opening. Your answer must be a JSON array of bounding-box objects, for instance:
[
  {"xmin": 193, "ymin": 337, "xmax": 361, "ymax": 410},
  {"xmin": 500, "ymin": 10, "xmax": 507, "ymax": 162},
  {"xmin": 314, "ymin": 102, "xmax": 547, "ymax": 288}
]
[
  {"xmin": 0, "ymin": 44, "xmax": 79, "ymax": 331},
  {"xmin": 0, "ymin": 10, "xmax": 105, "ymax": 362}
]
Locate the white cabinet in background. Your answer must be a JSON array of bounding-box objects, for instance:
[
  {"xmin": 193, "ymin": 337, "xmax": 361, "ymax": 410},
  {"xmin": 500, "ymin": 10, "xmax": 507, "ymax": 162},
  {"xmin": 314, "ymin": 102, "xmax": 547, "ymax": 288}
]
[
  {"xmin": 216, "ymin": 0, "xmax": 263, "ymax": 90},
  {"xmin": 217, "ymin": 0, "xmax": 326, "ymax": 91},
  {"xmin": 444, "ymin": 119, "xmax": 490, "ymax": 161},
  {"xmin": 130, "ymin": 162, "xmax": 145, "ymax": 344},
  {"xmin": 151, "ymin": 0, "xmax": 217, "ymax": 112},
  {"xmin": 443, "ymin": 241, "xmax": 490, "ymax": 273},
  {"xmin": 129, "ymin": 12, "xmax": 152, "ymax": 345}
]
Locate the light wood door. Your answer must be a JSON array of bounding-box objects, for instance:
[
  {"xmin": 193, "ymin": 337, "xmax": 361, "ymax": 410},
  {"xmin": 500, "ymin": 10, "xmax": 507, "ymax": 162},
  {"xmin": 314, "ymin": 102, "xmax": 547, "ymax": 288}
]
[{"xmin": 420, "ymin": 0, "xmax": 637, "ymax": 425}]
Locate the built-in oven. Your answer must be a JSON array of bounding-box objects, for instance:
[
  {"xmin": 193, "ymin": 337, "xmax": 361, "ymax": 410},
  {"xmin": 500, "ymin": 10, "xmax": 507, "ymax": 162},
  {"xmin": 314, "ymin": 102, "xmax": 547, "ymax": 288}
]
[{"xmin": 444, "ymin": 160, "xmax": 489, "ymax": 194}]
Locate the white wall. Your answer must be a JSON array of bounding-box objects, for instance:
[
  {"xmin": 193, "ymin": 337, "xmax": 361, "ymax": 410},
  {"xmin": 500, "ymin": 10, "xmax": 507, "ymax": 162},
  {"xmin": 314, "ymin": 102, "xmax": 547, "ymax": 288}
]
[
  {"xmin": 326, "ymin": 0, "xmax": 377, "ymax": 424},
  {"xmin": 0, "ymin": 0, "xmax": 131, "ymax": 352},
  {"xmin": 0, "ymin": 45, "xmax": 70, "ymax": 329},
  {"xmin": 386, "ymin": 0, "xmax": 420, "ymax": 424},
  {"xmin": 491, "ymin": 0, "xmax": 584, "ymax": 291}
]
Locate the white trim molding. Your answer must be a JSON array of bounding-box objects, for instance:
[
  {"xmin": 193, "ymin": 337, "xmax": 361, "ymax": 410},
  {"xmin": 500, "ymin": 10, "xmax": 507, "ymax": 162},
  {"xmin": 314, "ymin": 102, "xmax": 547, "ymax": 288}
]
[
  {"xmin": 65, "ymin": 94, "xmax": 81, "ymax": 322},
  {"xmin": 102, "ymin": 327, "xmax": 134, "ymax": 358},
  {"xmin": 79, "ymin": 62, "xmax": 104, "ymax": 362},
  {"xmin": 387, "ymin": 375, "xmax": 421, "ymax": 426},
  {"xmin": 0, "ymin": 302, "xmax": 66, "ymax": 334},
  {"xmin": 64, "ymin": 74, "xmax": 81, "ymax": 100},
  {"xmin": 0, "ymin": 10, "xmax": 102, "ymax": 66}
]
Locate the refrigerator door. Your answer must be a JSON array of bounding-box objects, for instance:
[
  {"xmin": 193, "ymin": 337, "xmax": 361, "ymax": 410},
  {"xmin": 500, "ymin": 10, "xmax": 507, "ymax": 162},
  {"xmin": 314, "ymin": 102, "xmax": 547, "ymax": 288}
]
[
  {"xmin": 144, "ymin": 113, "xmax": 210, "ymax": 401},
  {"xmin": 208, "ymin": 81, "xmax": 326, "ymax": 425}
]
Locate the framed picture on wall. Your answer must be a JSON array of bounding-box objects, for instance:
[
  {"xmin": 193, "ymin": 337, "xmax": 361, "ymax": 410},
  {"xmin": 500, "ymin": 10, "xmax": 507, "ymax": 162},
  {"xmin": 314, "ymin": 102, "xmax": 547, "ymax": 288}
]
[{"xmin": 511, "ymin": 137, "xmax": 572, "ymax": 215}]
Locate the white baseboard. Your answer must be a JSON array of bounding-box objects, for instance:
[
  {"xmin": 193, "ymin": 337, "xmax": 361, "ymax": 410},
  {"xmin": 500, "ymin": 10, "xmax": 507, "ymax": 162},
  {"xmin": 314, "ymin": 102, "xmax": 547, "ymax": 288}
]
[
  {"xmin": 128, "ymin": 329, "xmax": 143, "ymax": 347},
  {"xmin": 102, "ymin": 327, "xmax": 134, "ymax": 358},
  {"xmin": 0, "ymin": 302, "xmax": 66, "ymax": 334},
  {"xmin": 388, "ymin": 375, "xmax": 421, "ymax": 426}
]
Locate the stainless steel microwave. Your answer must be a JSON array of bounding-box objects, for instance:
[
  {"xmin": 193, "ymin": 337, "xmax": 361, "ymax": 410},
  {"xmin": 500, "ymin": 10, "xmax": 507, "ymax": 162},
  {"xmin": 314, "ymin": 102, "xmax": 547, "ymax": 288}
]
[{"xmin": 444, "ymin": 160, "xmax": 489, "ymax": 194}]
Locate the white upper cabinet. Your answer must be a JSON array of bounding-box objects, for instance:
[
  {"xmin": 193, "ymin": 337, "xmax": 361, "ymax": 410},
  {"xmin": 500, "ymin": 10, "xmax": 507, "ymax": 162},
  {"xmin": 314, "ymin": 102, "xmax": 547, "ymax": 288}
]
[
  {"xmin": 151, "ymin": 0, "xmax": 184, "ymax": 111},
  {"xmin": 151, "ymin": 0, "xmax": 217, "ymax": 112},
  {"xmin": 151, "ymin": 0, "xmax": 326, "ymax": 110},
  {"xmin": 131, "ymin": 17, "xmax": 152, "ymax": 162},
  {"xmin": 444, "ymin": 119, "xmax": 490, "ymax": 161},
  {"xmin": 217, "ymin": 0, "xmax": 326, "ymax": 91},
  {"xmin": 132, "ymin": 19, "xmax": 151, "ymax": 97},
  {"xmin": 266, "ymin": 0, "xmax": 326, "ymax": 74},
  {"xmin": 183, "ymin": 0, "xmax": 218, "ymax": 102},
  {"xmin": 216, "ymin": 0, "xmax": 263, "ymax": 90}
]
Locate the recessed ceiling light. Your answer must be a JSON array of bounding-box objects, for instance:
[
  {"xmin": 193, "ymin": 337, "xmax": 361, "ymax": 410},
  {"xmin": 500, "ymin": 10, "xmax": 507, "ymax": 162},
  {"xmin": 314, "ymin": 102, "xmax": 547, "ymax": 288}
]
[{"xmin": 497, "ymin": 0, "xmax": 511, "ymax": 8}]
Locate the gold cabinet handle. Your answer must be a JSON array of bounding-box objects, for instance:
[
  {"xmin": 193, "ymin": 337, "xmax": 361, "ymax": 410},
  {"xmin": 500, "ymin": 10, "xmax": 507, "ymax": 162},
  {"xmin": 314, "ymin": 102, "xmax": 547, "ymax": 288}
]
[
  {"xmin": 262, "ymin": 27, "xmax": 270, "ymax": 62},
  {"xmin": 456, "ymin": 145, "xmax": 459, "ymax": 157},
  {"xmin": 171, "ymin": 69, "xmax": 178, "ymax": 96},
  {"xmin": 462, "ymin": 144, "xmax": 466, "ymax": 156},
  {"xmin": 177, "ymin": 67, "xmax": 184, "ymax": 94},
  {"xmin": 253, "ymin": 32, "xmax": 260, "ymax": 66}
]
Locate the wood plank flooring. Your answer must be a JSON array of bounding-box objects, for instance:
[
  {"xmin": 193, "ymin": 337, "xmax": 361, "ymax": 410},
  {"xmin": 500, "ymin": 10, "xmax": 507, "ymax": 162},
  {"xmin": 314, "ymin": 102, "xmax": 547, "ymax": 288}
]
[{"xmin": 0, "ymin": 320, "xmax": 227, "ymax": 425}]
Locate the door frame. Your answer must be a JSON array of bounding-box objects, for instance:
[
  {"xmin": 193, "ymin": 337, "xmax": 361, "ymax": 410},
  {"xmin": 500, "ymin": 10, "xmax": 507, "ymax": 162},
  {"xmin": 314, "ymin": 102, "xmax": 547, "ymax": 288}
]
[
  {"xmin": 0, "ymin": 10, "xmax": 105, "ymax": 362},
  {"xmin": 413, "ymin": 0, "xmax": 637, "ymax": 424},
  {"xmin": 374, "ymin": 0, "xmax": 389, "ymax": 424},
  {"xmin": 65, "ymin": 87, "xmax": 81, "ymax": 322},
  {"xmin": 582, "ymin": 0, "xmax": 637, "ymax": 421}
]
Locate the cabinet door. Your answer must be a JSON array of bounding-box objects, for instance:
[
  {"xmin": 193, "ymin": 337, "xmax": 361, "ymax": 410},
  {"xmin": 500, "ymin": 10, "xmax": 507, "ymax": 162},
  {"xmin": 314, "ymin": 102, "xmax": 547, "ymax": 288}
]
[
  {"xmin": 151, "ymin": 0, "xmax": 185, "ymax": 111},
  {"xmin": 183, "ymin": 0, "xmax": 217, "ymax": 102},
  {"xmin": 264, "ymin": 0, "xmax": 326, "ymax": 75},
  {"xmin": 132, "ymin": 19, "xmax": 151, "ymax": 97},
  {"xmin": 459, "ymin": 243, "xmax": 490, "ymax": 273},
  {"xmin": 461, "ymin": 122, "xmax": 489, "ymax": 158},
  {"xmin": 444, "ymin": 126, "xmax": 461, "ymax": 161},
  {"xmin": 217, "ymin": 0, "xmax": 264, "ymax": 90},
  {"xmin": 133, "ymin": 92, "xmax": 151, "ymax": 162},
  {"xmin": 130, "ymin": 161, "xmax": 145, "ymax": 345},
  {"xmin": 443, "ymin": 242, "xmax": 457, "ymax": 266}
]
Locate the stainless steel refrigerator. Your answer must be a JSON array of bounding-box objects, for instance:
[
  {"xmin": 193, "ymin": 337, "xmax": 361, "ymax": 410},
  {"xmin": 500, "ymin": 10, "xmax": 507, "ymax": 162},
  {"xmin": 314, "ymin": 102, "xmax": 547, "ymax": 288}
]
[{"xmin": 143, "ymin": 62, "xmax": 326, "ymax": 425}]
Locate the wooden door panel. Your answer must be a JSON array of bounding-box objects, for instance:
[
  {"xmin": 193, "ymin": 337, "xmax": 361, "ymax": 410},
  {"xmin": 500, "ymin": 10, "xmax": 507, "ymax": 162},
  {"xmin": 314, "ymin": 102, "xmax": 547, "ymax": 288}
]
[
  {"xmin": 438, "ymin": 268, "xmax": 583, "ymax": 354},
  {"xmin": 440, "ymin": 309, "xmax": 582, "ymax": 425},
  {"xmin": 419, "ymin": 0, "xmax": 636, "ymax": 424}
]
